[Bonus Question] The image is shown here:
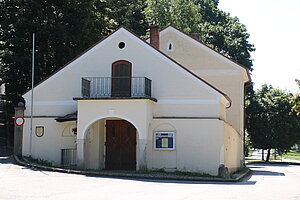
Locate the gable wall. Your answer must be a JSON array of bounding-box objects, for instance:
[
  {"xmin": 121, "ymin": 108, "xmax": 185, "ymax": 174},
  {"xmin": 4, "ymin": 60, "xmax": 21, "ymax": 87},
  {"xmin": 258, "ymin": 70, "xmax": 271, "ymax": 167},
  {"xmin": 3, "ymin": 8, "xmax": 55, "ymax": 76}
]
[
  {"xmin": 23, "ymin": 29, "xmax": 224, "ymax": 118},
  {"xmin": 159, "ymin": 30, "xmax": 245, "ymax": 133},
  {"xmin": 160, "ymin": 31, "xmax": 234, "ymax": 70}
]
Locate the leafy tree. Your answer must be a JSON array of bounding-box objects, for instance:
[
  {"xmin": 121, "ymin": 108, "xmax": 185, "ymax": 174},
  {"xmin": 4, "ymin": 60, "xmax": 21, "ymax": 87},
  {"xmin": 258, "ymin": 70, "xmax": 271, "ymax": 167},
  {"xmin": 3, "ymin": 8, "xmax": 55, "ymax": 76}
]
[
  {"xmin": 1, "ymin": 0, "xmax": 255, "ymax": 115},
  {"xmin": 246, "ymin": 84, "xmax": 300, "ymax": 161},
  {"xmin": 145, "ymin": 0, "xmax": 255, "ymax": 70},
  {"xmin": 146, "ymin": 0, "xmax": 202, "ymax": 34},
  {"xmin": 292, "ymin": 79, "xmax": 300, "ymax": 117},
  {"xmin": 0, "ymin": 0, "xmax": 110, "ymax": 112},
  {"xmin": 106, "ymin": 0, "xmax": 148, "ymax": 36}
]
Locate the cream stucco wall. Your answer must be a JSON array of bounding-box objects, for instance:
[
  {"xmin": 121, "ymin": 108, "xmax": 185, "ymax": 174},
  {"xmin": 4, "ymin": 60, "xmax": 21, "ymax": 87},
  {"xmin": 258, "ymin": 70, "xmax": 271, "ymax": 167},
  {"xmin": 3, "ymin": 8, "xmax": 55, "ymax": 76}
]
[
  {"xmin": 22, "ymin": 118, "xmax": 76, "ymax": 164},
  {"xmin": 20, "ymin": 27, "xmax": 239, "ymax": 175},
  {"xmin": 149, "ymin": 119, "xmax": 225, "ymax": 175},
  {"xmin": 224, "ymin": 123, "xmax": 243, "ymax": 172},
  {"xmin": 23, "ymin": 28, "xmax": 226, "ymax": 118},
  {"xmin": 160, "ymin": 27, "xmax": 249, "ymax": 164},
  {"xmin": 82, "ymin": 117, "xmax": 230, "ymax": 175},
  {"xmin": 157, "ymin": 27, "xmax": 248, "ymax": 173},
  {"xmin": 78, "ymin": 118, "xmax": 230, "ymax": 175},
  {"xmin": 76, "ymin": 99, "xmax": 153, "ymax": 169},
  {"xmin": 160, "ymin": 32, "xmax": 233, "ymax": 71},
  {"xmin": 84, "ymin": 119, "xmax": 105, "ymax": 169},
  {"xmin": 159, "ymin": 28, "xmax": 248, "ymax": 134}
]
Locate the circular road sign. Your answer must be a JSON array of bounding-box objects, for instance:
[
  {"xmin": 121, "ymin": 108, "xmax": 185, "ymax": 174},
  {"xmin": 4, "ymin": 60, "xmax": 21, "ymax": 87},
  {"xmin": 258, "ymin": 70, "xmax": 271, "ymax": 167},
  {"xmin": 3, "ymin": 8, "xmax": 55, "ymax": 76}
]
[{"xmin": 15, "ymin": 116, "xmax": 25, "ymax": 126}]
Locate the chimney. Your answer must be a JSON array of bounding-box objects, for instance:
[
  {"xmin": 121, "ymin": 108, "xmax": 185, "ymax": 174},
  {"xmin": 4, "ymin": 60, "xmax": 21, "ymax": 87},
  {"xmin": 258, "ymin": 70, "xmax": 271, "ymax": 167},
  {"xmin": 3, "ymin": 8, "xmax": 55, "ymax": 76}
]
[
  {"xmin": 191, "ymin": 33, "xmax": 200, "ymax": 41},
  {"xmin": 150, "ymin": 25, "xmax": 160, "ymax": 49}
]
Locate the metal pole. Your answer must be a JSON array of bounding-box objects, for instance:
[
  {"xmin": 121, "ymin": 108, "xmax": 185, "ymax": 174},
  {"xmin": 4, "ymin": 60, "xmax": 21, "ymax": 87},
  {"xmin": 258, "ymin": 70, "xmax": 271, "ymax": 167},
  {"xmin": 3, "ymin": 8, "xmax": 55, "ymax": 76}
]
[{"xmin": 29, "ymin": 33, "xmax": 35, "ymax": 155}]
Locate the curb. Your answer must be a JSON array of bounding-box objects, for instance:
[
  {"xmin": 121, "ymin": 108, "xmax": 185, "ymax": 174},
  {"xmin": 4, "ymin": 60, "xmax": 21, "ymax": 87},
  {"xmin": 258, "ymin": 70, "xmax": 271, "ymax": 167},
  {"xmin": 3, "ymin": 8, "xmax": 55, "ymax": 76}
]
[
  {"xmin": 13, "ymin": 155, "xmax": 249, "ymax": 182},
  {"xmin": 246, "ymin": 160, "xmax": 300, "ymax": 166},
  {"xmin": 233, "ymin": 169, "xmax": 251, "ymax": 181},
  {"xmin": 13, "ymin": 155, "xmax": 84, "ymax": 175}
]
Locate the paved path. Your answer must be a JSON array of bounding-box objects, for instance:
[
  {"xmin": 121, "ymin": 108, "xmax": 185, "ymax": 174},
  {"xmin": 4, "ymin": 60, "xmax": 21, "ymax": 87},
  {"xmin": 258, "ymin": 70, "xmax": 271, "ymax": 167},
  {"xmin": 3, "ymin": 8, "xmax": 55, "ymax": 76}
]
[{"xmin": 0, "ymin": 154, "xmax": 300, "ymax": 200}]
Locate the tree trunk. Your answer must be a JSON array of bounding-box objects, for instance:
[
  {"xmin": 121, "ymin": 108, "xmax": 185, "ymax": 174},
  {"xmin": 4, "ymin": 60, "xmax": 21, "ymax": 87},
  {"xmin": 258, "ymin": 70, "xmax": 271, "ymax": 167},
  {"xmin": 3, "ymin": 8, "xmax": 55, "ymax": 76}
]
[
  {"xmin": 262, "ymin": 149, "xmax": 264, "ymax": 160},
  {"xmin": 266, "ymin": 149, "xmax": 271, "ymax": 162}
]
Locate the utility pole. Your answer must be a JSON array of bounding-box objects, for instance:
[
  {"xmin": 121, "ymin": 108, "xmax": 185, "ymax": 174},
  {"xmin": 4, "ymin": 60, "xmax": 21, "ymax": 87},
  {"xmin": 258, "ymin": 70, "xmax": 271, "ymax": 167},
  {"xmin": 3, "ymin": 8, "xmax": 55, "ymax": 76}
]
[{"xmin": 29, "ymin": 33, "xmax": 35, "ymax": 155}]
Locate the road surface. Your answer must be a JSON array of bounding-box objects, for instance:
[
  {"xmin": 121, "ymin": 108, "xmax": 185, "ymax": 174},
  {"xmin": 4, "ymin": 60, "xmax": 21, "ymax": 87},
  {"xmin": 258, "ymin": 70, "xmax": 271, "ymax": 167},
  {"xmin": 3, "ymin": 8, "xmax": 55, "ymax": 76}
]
[{"xmin": 0, "ymin": 154, "xmax": 299, "ymax": 200}]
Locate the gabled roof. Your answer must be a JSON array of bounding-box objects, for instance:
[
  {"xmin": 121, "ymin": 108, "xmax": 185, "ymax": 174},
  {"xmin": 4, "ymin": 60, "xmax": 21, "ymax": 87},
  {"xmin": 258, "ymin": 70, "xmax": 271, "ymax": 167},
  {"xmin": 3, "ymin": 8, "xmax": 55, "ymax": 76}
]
[
  {"xmin": 158, "ymin": 25, "xmax": 251, "ymax": 82},
  {"xmin": 23, "ymin": 26, "xmax": 231, "ymax": 107}
]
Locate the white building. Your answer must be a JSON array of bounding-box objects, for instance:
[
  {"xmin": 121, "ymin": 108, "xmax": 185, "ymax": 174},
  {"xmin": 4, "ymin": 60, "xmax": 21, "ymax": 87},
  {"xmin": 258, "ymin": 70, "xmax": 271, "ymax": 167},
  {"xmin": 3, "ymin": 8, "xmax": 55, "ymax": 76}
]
[{"xmin": 21, "ymin": 26, "xmax": 250, "ymax": 176}]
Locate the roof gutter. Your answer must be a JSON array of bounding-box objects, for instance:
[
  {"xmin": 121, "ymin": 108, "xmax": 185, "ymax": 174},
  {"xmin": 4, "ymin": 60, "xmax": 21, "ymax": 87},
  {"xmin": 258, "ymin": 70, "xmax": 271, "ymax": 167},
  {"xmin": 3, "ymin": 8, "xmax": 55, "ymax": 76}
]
[{"xmin": 221, "ymin": 95, "xmax": 232, "ymax": 109}]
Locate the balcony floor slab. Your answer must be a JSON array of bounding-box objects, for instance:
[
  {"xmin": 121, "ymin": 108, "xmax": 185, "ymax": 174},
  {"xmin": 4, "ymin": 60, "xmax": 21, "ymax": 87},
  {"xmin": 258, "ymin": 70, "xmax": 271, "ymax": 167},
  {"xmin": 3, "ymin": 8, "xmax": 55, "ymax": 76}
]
[{"xmin": 73, "ymin": 97, "xmax": 157, "ymax": 102}]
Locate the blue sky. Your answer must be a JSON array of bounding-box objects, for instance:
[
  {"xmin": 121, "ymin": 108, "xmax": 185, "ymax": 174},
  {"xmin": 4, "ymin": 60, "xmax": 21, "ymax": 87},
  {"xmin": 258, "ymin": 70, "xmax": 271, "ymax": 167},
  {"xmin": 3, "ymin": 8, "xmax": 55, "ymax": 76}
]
[{"xmin": 218, "ymin": 0, "xmax": 300, "ymax": 94}]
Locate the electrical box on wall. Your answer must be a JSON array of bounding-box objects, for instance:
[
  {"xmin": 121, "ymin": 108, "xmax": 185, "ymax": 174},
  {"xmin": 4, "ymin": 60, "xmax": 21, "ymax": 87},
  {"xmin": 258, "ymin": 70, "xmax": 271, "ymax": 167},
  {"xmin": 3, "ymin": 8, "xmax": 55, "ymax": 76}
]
[{"xmin": 154, "ymin": 131, "xmax": 175, "ymax": 150}]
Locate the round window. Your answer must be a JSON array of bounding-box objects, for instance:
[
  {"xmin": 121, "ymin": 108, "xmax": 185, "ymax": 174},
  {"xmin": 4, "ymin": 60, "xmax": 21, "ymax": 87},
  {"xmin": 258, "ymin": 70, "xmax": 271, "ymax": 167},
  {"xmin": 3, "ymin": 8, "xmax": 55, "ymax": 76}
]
[{"xmin": 118, "ymin": 42, "xmax": 125, "ymax": 49}]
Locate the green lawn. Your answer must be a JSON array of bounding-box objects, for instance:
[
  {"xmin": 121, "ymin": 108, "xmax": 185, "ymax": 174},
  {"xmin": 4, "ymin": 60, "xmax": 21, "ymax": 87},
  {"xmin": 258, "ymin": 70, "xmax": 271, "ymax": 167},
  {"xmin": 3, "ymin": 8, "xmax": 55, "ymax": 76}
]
[
  {"xmin": 284, "ymin": 151, "xmax": 300, "ymax": 160},
  {"xmin": 246, "ymin": 150, "xmax": 300, "ymax": 162}
]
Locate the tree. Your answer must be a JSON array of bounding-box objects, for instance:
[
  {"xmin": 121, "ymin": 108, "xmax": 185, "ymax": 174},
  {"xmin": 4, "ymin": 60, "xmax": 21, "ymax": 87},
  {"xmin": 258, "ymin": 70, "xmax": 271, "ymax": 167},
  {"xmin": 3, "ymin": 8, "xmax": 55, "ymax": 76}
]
[
  {"xmin": 146, "ymin": 0, "xmax": 202, "ymax": 34},
  {"xmin": 145, "ymin": 0, "xmax": 255, "ymax": 70},
  {"xmin": 106, "ymin": 0, "xmax": 148, "ymax": 36},
  {"xmin": 0, "ymin": 0, "xmax": 110, "ymax": 112},
  {"xmin": 292, "ymin": 79, "xmax": 300, "ymax": 117},
  {"xmin": 246, "ymin": 84, "xmax": 300, "ymax": 161},
  {"xmin": 1, "ymin": 0, "xmax": 255, "ymax": 114}
]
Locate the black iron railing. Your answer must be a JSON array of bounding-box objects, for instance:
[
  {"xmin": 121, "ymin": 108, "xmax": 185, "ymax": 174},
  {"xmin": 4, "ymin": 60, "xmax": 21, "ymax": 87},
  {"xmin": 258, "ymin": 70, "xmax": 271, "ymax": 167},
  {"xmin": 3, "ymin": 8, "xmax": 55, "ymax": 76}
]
[{"xmin": 81, "ymin": 77, "xmax": 152, "ymax": 98}]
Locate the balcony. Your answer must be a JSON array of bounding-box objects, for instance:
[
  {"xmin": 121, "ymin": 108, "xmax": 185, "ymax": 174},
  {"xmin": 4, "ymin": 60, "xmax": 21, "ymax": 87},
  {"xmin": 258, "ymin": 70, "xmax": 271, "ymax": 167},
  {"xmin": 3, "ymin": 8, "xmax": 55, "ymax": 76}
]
[{"xmin": 80, "ymin": 77, "xmax": 154, "ymax": 100}]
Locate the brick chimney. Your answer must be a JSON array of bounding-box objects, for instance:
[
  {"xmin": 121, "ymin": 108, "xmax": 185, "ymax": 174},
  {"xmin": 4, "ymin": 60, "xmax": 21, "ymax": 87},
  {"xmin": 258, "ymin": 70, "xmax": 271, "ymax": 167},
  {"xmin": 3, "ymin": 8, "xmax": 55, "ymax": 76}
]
[
  {"xmin": 150, "ymin": 25, "xmax": 160, "ymax": 49},
  {"xmin": 191, "ymin": 33, "xmax": 200, "ymax": 41}
]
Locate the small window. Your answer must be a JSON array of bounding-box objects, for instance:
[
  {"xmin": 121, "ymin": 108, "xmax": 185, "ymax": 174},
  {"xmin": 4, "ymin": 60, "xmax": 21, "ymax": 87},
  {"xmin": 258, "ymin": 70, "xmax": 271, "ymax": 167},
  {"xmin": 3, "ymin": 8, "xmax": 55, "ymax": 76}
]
[
  {"xmin": 154, "ymin": 131, "xmax": 175, "ymax": 150},
  {"xmin": 36, "ymin": 126, "xmax": 44, "ymax": 137},
  {"xmin": 167, "ymin": 41, "xmax": 173, "ymax": 52},
  {"xmin": 118, "ymin": 42, "xmax": 125, "ymax": 49}
]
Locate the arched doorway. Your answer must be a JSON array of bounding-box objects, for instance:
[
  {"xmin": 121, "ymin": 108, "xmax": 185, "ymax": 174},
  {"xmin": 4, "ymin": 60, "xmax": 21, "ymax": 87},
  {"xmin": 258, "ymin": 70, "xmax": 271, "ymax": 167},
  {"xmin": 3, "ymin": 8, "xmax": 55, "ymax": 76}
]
[{"xmin": 105, "ymin": 120, "xmax": 136, "ymax": 170}]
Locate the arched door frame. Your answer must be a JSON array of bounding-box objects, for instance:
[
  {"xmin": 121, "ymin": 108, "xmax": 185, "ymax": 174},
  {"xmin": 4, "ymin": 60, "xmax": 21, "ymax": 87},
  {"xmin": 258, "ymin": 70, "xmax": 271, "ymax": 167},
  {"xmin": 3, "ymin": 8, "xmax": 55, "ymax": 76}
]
[
  {"xmin": 81, "ymin": 114, "xmax": 141, "ymax": 140},
  {"xmin": 77, "ymin": 115, "xmax": 144, "ymax": 170}
]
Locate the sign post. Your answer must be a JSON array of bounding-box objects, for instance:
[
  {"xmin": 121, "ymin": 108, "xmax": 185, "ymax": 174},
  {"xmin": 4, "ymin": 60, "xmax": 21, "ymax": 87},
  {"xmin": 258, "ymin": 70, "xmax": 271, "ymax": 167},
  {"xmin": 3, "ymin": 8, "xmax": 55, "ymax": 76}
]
[{"xmin": 14, "ymin": 103, "xmax": 25, "ymax": 155}]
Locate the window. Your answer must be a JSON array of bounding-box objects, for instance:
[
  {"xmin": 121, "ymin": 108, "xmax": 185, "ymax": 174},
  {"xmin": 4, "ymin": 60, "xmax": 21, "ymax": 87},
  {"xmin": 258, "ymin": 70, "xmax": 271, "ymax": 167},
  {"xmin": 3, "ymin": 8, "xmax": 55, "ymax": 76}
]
[
  {"xmin": 154, "ymin": 131, "xmax": 175, "ymax": 150},
  {"xmin": 168, "ymin": 43, "xmax": 172, "ymax": 50},
  {"xmin": 167, "ymin": 41, "xmax": 174, "ymax": 52},
  {"xmin": 118, "ymin": 42, "xmax": 125, "ymax": 49}
]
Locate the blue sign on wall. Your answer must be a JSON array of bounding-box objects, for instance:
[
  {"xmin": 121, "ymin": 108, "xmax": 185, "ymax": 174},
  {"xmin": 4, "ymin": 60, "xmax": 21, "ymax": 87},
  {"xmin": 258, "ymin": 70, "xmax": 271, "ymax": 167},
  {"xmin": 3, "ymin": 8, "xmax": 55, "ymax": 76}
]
[{"xmin": 154, "ymin": 132, "xmax": 175, "ymax": 150}]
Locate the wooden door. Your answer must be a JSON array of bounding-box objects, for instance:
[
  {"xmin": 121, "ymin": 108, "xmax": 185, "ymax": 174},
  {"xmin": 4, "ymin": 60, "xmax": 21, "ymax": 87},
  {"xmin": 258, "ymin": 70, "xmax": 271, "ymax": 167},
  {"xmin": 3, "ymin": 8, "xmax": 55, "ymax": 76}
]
[
  {"xmin": 111, "ymin": 61, "xmax": 132, "ymax": 97},
  {"xmin": 105, "ymin": 120, "xmax": 136, "ymax": 170}
]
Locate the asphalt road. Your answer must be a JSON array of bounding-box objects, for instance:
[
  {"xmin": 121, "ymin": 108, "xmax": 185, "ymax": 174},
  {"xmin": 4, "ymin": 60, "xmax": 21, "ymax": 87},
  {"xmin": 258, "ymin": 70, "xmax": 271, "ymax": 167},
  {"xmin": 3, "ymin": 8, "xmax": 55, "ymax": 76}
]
[{"xmin": 0, "ymin": 154, "xmax": 299, "ymax": 200}]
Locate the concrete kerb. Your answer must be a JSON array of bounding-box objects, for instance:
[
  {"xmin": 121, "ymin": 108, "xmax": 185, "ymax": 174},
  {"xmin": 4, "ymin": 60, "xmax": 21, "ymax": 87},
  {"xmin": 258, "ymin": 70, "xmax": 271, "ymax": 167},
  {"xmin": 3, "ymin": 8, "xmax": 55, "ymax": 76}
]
[
  {"xmin": 246, "ymin": 160, "xmax": 300, "ymax": 166},
  {"xmin": 13, "ymin": 155, "xmax": 250, "ymax": 182},
  {"xmin": 13, "ymin": 155, "xmax": 84, "ymax": 175}
]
